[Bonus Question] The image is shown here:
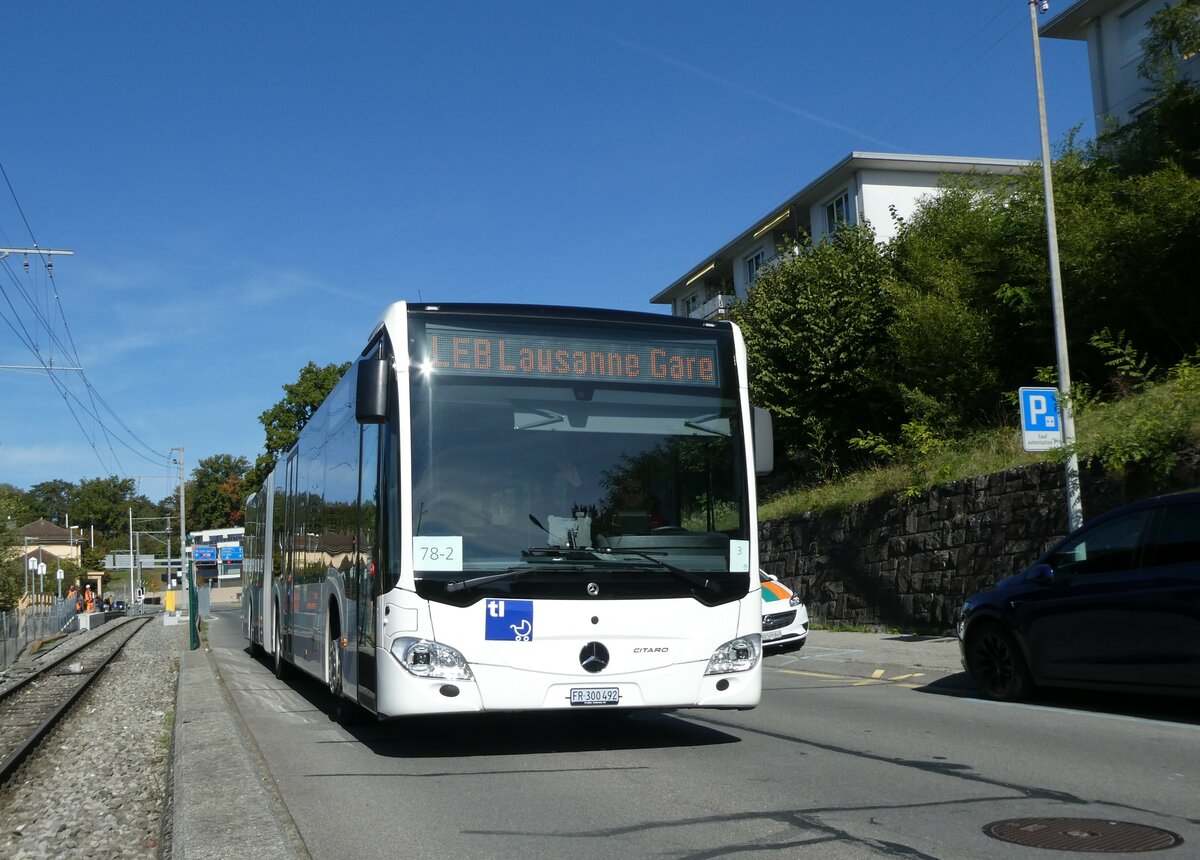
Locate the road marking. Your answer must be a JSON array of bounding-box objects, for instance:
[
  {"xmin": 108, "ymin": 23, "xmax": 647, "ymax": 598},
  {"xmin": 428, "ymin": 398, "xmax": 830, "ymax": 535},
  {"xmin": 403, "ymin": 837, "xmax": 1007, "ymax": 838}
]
[
  {"xmin": 776, "ymin": 666, "xmax": 926, "ymax": 688},
  {"xmin": 776, "ymin": 668, "xmax": 851, "ymax": 681},
  {"xmin": 798, "ymin": 646, "xmax": 865, "ymax": 659},
  {"xmin": 853, "ymin": 669, "xmax": 887, "ymax": 686}
]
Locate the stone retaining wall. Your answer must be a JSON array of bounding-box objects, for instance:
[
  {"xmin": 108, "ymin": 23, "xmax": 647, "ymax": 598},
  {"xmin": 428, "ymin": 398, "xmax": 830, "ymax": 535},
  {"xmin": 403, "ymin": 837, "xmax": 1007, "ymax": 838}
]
[{"xmin": 759, "ymin": 453, "xmax": 1199, "ymax": 633}]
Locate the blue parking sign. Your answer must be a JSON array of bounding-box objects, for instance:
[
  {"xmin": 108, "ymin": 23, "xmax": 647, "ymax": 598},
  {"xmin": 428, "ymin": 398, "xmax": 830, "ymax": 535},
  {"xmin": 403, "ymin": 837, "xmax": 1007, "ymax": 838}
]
[{"xmin": 1019, "ymin": 387, "xmax": 1063, "ymax": 452}]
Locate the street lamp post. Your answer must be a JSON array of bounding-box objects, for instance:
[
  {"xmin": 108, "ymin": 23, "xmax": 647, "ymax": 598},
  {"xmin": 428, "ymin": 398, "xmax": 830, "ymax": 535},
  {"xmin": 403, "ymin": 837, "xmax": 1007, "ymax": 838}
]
[{"xmin": 1028, "ymin": 0, "xmax": 1083, "ymax": 531}]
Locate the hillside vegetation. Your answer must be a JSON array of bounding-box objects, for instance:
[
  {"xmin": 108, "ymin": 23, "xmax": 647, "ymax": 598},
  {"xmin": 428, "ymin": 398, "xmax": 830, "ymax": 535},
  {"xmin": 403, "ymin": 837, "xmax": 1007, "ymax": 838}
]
[
  {"xmin": 760, "ymin": 355, "xmax": 1200, "ymax": 518},
  {"xmin": 736, "ymin": 5, "xmax": 1200, "ymax": 515}
]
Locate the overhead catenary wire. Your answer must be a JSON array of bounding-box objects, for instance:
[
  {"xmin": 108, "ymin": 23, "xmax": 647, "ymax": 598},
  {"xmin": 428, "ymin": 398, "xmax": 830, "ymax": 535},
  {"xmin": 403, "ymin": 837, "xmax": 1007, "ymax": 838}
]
[
  {"xmin": 863, "ymin": 1, "xmax": 1025, "ymax": 145},
  {"xmin": 0, "ymin": 159, "xmax": 172, "ymax": 477}
]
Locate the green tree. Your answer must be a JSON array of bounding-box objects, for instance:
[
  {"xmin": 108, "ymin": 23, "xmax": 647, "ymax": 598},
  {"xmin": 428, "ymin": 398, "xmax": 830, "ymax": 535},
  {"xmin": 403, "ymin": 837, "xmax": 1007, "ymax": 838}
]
[
  {"xmin": 74, "ymin": 476, "xmax": 153, "ymax": 539},
  {"xmin": 887, "ymin": 173, "xmax": 1045, "ymax": 429},
  {"xmin": 1137, "ymin": 0, "xmax": 1200, "ymax": 88},
  {"xmin": 0, "ymin": 484, "xmax": 26, "ymax": 609},
  {"xmin": 731, "ymin": 224, "xmax": 898, "ymax": 480},
  {"xmin": 247, "ymin": 360, "xmax": 350, "ymax": 490},
  {"xmin": 1052, "ymin": 158, "xmax": 1200, "ymax": 379},
  {"xmin": 0, "ymin": 483, "xmax": 32, "ymax": 527},
  {"xmin": 26, "ymin": 479, "xmax": 76, "ymax": 523},
  {"xmin": 188, "ymin": 454, "xmax": 250, "ymax": 530},
  {"xmin": 1093, "ymin": 0, "xmax": 1200, "ymax": 177},
  {"xmin": 0, "ymin": 559, "xmax": 20, "ymax": 610},
  {"xmin": 888, "ymin": 151, "xmax": 1200, "ymax": 413}
]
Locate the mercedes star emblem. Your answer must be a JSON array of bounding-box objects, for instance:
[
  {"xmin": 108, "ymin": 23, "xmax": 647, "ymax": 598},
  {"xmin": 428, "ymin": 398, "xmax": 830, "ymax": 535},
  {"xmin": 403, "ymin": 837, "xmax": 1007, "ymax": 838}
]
[{"xmin": 579, "ymin": 641, "xmax": 610, "ymax": 673}]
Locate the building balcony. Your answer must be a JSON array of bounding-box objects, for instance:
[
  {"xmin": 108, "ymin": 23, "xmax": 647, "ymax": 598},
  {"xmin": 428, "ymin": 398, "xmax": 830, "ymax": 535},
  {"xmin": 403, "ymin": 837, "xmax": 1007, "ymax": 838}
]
[{"xmin": 687, "ymin": 294, "xmax": 737, "ymax": 320}]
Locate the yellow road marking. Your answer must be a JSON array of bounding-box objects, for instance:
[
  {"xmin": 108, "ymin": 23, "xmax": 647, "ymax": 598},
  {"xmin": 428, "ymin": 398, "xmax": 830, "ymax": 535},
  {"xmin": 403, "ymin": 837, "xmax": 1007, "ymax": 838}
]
[
  {"xmin": 776, "ymin": 668, "xmax": 849, "ymax": 681},
  {"xmin": 774, "ymin": 666, "xmax": 927, "ymax": 688}
]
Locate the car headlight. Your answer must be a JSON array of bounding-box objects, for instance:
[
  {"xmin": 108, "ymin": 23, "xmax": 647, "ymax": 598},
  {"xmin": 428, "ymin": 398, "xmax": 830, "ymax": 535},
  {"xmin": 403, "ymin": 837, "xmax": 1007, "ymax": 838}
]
[
  {"xmin": 957, "ymin": 601, "xmax": 974, "ymax": 641},
  {"xmin": 705, "ymin": 634, "xmax": 761, "ymax": 675},
  {"xmin": 789, "ymin": 594, "xmax": 801, "ymax": 607},
  {"xmin": 390, "ymin": 637, "xmax": 474, "ymax": 681}
]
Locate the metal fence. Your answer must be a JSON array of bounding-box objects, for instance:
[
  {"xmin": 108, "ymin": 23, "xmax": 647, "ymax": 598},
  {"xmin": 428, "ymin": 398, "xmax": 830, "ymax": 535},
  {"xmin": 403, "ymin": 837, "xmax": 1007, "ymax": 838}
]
[{"xmin": 0, "ymin": 599, "xmax": 78, "ymax": 671}]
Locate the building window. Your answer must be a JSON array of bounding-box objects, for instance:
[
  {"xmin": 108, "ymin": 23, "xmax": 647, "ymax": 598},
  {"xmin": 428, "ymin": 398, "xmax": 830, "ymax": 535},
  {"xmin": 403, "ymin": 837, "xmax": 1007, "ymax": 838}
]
[
  {"xmin": 824, "ymin": 190, "xmax": 850, "ymax": 234},
  {"xmin": 680, "ymin": 293, "xmax": 699, "ymax": 316},
  {"xmin": 745, "ymin": 247, "xmax": 766, "ymax": 284}
]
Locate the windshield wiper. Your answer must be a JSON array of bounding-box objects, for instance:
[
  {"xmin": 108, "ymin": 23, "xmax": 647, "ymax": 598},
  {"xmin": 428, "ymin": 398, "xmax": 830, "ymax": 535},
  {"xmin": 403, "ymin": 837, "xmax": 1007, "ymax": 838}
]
[
  {"xmin": 619, "ymin": 551, "xmax": 722, "ymax": 594},
  {"xmin": 514, "ymin": 409, "xmax": 565, "ymax": 431},
  {"xmin": 683, "ymin": 413, "xmax": 731, "ymax": 437},
  {"xmin": 444, "ymin": 567, "xmax": 548, "ymax": 593},
  {"xmin": 444, "ymin": 557, "xmax": 603, "ymax": 592},
  {"xmin": 521, "ymin": 546, "xmax": 602, "ymax": 561}
]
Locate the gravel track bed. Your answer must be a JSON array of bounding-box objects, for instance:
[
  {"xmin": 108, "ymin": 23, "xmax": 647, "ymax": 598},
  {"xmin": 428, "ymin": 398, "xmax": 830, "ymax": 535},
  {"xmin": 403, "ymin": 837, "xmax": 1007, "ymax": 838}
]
[{"xmin": 0, "ymin": 618, "xmax": 182, "ymax": 859}]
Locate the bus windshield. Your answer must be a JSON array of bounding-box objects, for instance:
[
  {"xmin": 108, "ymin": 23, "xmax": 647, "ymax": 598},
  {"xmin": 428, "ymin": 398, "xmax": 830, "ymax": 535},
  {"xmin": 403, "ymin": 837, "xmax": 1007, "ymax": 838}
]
[{"xmin": 407, "ymin": 313, "xmax": 750, "ymax": 594}]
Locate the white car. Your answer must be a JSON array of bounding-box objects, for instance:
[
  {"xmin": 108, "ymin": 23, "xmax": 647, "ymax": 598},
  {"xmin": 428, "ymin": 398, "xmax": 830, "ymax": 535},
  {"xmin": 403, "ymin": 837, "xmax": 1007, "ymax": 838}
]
[{"xmin": 760, "ymin": 571, "xmax": 809, "ymax": 651}]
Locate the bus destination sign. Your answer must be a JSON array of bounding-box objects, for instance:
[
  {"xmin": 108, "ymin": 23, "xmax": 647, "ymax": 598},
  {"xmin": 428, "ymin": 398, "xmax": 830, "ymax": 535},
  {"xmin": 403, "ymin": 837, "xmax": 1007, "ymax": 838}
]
[{"xmin": 425, "ymin": 326, "xmax": 720, "ymax": 387}]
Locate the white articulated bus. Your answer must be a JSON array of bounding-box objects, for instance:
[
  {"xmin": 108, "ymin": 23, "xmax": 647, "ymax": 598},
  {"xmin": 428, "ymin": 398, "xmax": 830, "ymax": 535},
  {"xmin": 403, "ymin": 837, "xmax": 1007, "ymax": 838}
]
[{"xmin": 242, "ymin": 302, "xmax": 773, "ymax": 719}]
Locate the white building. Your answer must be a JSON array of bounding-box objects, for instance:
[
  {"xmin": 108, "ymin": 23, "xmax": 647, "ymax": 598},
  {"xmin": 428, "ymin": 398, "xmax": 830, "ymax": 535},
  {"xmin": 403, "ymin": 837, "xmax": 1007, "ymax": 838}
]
[
  {"xmin": 652, "ymin": 152, "xmax": 1028, "ymax": 320},
  {"xmin": 1041, "ymin": 0, "xmax": 1198, "ymax": 133}
]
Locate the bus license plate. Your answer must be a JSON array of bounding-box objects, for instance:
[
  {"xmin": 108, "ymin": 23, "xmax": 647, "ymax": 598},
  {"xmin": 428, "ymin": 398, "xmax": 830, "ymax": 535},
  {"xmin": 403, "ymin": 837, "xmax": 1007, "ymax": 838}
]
[{"xmin": 570, "ymin": 687, "xmax": 620, "ymax": 706}]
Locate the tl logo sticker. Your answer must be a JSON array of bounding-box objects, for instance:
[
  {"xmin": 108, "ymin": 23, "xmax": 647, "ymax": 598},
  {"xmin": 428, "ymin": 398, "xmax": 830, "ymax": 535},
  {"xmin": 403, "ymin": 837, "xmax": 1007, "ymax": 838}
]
[{"xmin": 485, "ymin": 599, "xmax": 534, "ymax": 641}]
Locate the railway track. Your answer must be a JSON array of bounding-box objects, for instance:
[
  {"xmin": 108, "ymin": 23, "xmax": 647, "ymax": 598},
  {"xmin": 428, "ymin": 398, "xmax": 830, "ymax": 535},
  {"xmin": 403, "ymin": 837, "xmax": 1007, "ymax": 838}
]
[{"xmin": 0, "ymin": 616, "xmax": 152, "ymax": 785}]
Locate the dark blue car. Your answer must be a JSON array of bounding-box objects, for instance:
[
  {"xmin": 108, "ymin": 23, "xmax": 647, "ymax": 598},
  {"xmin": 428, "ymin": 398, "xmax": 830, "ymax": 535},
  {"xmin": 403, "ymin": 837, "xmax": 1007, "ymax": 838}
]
[{"xmin": 958, "ymin": 491, "xmax": 1200, "ymax": 701}]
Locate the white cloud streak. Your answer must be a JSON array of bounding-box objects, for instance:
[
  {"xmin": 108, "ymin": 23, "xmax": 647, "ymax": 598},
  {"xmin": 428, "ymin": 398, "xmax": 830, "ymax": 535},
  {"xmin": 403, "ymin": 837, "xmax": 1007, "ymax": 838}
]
[{"xmin": 607, "ymin": 35, "xmax": 896, "ymax": 150}]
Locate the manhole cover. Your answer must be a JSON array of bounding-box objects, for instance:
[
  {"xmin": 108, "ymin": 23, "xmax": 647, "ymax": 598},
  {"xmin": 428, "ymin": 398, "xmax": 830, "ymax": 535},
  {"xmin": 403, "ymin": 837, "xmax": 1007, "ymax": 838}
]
[{"xmin": 984, "ymin": 818, "xmax": 1183, "ymax": 853}]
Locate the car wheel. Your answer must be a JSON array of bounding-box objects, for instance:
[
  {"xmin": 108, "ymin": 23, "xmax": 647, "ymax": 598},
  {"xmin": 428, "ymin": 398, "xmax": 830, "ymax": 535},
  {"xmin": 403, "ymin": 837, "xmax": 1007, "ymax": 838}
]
[{"xmin": 966, "ymin": 622, "xmax": 1033, "ymax": 702}]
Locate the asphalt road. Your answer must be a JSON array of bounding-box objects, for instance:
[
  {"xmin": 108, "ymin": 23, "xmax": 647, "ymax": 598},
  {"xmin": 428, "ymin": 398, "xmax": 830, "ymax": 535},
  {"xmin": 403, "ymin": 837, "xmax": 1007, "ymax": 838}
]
[{"xmin": 203, "ymin": 606, "xmax": 1200, "ymax": 859}]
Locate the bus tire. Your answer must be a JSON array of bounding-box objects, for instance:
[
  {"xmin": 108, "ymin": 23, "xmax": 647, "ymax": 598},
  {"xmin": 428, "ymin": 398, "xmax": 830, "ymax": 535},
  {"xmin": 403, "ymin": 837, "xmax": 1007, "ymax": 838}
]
[
  {"xmin": 327, "ymin": 610, "xmax": 364, "ymax": 724},
  {"xmin": 327, "ymin": 619, "xmax": 343, "ymax": 700},
  {"xmin": 273, "ymin": 609, "xmax": 292, "ymax": 681},
  {"xmin": 246, "ymin": 597, "xmax": 263, "ymax": 659}
]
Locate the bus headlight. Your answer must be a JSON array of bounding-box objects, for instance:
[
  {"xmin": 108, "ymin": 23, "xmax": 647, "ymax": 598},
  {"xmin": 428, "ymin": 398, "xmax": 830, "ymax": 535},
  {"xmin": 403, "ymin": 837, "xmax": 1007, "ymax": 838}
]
[
  {"xmin": 390, "ymin": 637, "xmax": 474, "ymax": 681},
  {"xmin": 704, "ymin": 634, "xmax": 761, "ymax": 675}
]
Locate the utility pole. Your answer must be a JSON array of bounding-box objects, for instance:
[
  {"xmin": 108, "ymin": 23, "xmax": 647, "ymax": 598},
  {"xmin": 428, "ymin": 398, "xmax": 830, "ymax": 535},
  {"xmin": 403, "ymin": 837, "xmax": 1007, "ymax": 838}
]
[
  {"xmin": 0, "ymin": 247, "xmax": 74, "ymax": 265},
  {"xmin": 128, "ymin": 507, "xmax": 135, "ymax": 605},
  {"xmin": 0, "ymin": 249, "xmax": 82, "ymax": 375},
  {"xmin": 173, "ymin": 447, "xmax": 197, "ymax": 650},
  {"xmin": 1029, "ymin": 0, "xmax": 1083, "ymax": 531}
]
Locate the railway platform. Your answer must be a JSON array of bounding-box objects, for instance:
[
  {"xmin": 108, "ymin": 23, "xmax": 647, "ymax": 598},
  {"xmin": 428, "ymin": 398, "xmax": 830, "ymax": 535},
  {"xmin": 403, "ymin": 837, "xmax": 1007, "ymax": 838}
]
[{"xmin": 171, "ymin": 602, "xmax": 306, "ymax": 859}]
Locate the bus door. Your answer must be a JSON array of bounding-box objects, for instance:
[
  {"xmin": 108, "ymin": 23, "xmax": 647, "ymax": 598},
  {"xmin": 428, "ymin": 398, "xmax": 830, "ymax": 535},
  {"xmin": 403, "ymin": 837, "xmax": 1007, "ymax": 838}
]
[
  {"xmin": 279, "ymin": 449, "xmax": 299, "ymax": 661},
  {"xmin": 355, "ymin": 420, "xmax": 381, "ymax": 710}
]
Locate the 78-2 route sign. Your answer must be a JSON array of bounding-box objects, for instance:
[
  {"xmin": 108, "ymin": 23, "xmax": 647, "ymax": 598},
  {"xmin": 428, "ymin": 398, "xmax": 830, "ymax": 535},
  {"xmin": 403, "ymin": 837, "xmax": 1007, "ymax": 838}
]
[{"xmin": 1019, "ymin": 387, "xmax": 1064, "ymax": 452}]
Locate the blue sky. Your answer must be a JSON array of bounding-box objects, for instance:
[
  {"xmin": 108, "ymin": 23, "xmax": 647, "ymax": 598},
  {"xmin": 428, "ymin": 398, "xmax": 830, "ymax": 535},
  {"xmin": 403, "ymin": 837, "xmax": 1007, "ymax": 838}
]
[{"xmin": 0, "ymin": 1, "xmax": 1092, "ymax": 498}]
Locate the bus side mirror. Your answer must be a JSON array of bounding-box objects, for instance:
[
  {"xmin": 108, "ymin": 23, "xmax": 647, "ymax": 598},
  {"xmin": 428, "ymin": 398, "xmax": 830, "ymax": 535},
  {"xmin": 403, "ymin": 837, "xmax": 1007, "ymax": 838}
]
[
  {"xmin": 356, "ymin": 358, "xmax": 388, "ymax": 424},
  {"xmin": 752, "ymin": 407, "xmax": 774, "ymax": 476}
]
